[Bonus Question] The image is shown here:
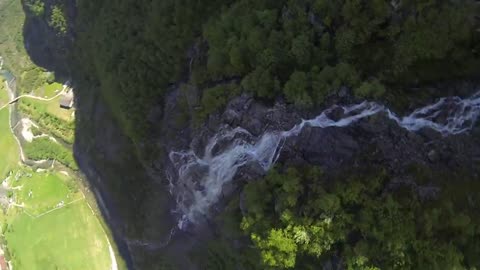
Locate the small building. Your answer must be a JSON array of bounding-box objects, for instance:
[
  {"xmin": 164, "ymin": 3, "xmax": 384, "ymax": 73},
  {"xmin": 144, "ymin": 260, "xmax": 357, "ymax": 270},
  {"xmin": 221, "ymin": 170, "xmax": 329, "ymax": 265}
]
[
  {"xmin": 0, "ymin": 255, "xmax": 7, "ymax": 270},
  {"xmin": 59, "ymin": 90, "xmax": 74, "ymax": 109}
]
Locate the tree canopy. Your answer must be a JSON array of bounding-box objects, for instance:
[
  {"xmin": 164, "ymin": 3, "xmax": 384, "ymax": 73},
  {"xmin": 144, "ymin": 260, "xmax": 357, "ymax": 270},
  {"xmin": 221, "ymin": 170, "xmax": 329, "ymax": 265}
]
[
  {"xmin": 73, "ymin": 0, "xmax": 480, "ymax": 141},
  {"xmin": 241, "ymin": 166, "xmax": 480, "ymax": 269}
]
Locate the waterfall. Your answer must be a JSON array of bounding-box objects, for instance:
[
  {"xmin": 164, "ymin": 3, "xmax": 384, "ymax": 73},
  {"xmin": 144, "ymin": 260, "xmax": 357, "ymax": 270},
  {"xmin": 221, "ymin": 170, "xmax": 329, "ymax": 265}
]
[{"xmin": 169, "ymin": 92, "xmax": 480, "ymax": 229}]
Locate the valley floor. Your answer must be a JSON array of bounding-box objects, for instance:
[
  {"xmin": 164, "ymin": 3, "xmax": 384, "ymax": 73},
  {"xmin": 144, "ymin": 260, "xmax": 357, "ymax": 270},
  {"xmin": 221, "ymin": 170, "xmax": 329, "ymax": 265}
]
[{"xmin": 0, "ymin": 71, "xmax": 120, "ymax": 270}]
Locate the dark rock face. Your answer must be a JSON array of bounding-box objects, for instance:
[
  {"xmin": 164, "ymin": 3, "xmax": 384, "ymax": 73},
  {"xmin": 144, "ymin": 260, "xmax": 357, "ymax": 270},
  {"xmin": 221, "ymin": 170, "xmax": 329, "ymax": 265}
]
[
  {"xmin": 204, "ymin": 96, "xmax": 480, "ymax": 187},
  {"xmin": 73, "ymin": 87, "xmax": 177, "ymax": 269},
  {"xmin": 71, "ymin": 81, "xmax": 480, "ymax": 270},
  {"xmin": 295, "ymin": 127, "xmax": 360, "ymax": 166},
  {"xmin": 22, "ymin": 0, "xmax": 75, "ymax": 77},
  {"xmin": 16, "ymin": 1, "xmax": 480, "ymax": 268}
]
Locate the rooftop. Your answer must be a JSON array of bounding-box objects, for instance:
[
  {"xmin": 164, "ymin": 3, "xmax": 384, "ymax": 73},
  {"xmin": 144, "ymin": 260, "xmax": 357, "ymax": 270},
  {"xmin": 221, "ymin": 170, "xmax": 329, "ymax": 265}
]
[{"xmin": 59, "ymin": 91, "xmax": 74, "ymax": 109}]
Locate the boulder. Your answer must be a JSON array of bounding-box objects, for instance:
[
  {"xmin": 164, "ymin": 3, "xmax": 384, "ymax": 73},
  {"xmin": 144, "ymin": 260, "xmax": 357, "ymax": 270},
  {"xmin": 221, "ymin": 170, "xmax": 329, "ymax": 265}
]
[
  {"xmin": 297, "ymin": 127, "xmax": 359, "ymax": 167},
  {"xmin": 427, "ymin": 149, "xmax": 439, "ymax": 163}
]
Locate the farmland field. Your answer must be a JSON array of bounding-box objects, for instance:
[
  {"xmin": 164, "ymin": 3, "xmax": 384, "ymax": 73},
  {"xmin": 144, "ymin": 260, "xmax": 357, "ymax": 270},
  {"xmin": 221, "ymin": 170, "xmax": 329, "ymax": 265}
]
[
  {"xmin": 5, "ymin": 202, "xmax": 112, "ymax": 270},
  {"xmin": 33, "ymin": 82, "xmax": 63, "ymax": 98},
  {"xmin": 0, "ymin": 0, "xmax": 124, "ymax": 269},
  {"xmin": 5, "ymin": 169, "xmax": 113, "ymax": 270},
  {"xmin": 12, "ymin": 171, "xmax": 82, "ymax": 215},
  {"xmin": 0, "ymin": 84, "xmax": 19, "ymax": 178},
  {"xmin": 19, "ymin": 97, "xmax": 74, "ymax": 123},
  {"xmin": 0, "ymin": 82, "xmax": 8, "ymax": 106}
]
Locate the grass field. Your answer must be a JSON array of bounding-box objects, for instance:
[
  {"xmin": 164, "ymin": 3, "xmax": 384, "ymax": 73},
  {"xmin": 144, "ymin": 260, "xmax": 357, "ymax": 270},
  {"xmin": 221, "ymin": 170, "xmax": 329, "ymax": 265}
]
[
  {"xmin": 20, "ymin": 97, "xmax": 74, "ymax": 122},
  {"xmin": 6, "ymin": 202, "xmax": 112, "ymax": 270},
  {"xmin": 5, "ymin": 169, "xmax": 113, "ymax": 270},
  {"xmin": 18, "ymin": 98, "xmax": 75, "ymax": 143},
  {"xmin": 45, "ymin": 97, "xmax": 74, "ymax": 122},
  {"xmin": 14, "ymin": 171, "xmax": 82, "ymax": 215},
  {"xmin": 0, "ymin": 1, "xmax": 120, "ymax": 269},
  {"xmin": 0, "ymin": 85, "xmax": 19, "ymax": 178},
  {"xmin": 0, "ymin": 81, "xmax": 8, "ymax": 106},
  {"xmin": 33, "ymin": 82, "xmax": 63, "ymax": 99}
]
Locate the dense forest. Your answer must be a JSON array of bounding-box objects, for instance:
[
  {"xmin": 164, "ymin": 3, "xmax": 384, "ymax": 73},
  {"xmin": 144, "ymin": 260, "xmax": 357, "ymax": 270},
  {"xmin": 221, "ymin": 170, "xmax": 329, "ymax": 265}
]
[
  {"xmin": 71, "ymin": 0, "xmax": 479, "ymax": 269},
  {"xmin": 240, "ymin": 167, "xmax": 480, "ymax": 269},
  {"xmin": 72, "ymin": 0, "xmax": 480, "ymax": 141},
  {"xmin": 21, "ymin": 0, "xmax": 480, "ymax": 269}
]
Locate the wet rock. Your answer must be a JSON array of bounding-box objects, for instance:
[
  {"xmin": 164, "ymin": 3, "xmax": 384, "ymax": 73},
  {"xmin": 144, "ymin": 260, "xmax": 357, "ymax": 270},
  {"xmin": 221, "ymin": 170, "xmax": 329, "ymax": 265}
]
[
  {"xmin": 207, "ymin": 113, "xmax": 222, "ymax": 131},
  {"xmin": 407, "ymin": 130, "xmax": 424, "ymax": 144},
  {"xmin": 240, "ymin": 103, "xmax": 268, "ymax": 135},
  {"xmin": 418, "ymin": 127, "xmax": 442, "ymax": 141},
  {"xmin": 244, "ymin": 118, "xmax": 264, "ymax": 136},
  {"xmin": 357, "ymin": 116, "xmax": 389, "ymax": 134},
  {"xmin": 194, "ymin": 183, "xmax": 205, "ymax": 192},
  {"xmin": 326, "ymin": 106, "xmax": 346, "ymax": 121},
  {"xmin": 277, "ymin": 140, "xmax": 307, "ymax": 166},
  {"xmin": 222, "ymin": 109, "xmax": 241, "ymax": 126},
  {"xmin": 190, "ymin": 129, "xmax": 211, "ymax": 157},
  {"xmin": 228, "ymin": 94, "xmax": 252, "ymax": 111},
  {"xmin": 239, "ymin": 191, "xmax": 247, "ymax": 216},
  {"xmin": 298, "ymin": 127, "xmax": 359, "ymax": 167},
  {"xmin": 375, "ymin": 139, "xmax": 395, "ymax": 157},
  {"xmin": 235, "ymin": 161, "xmax": 267, "ymax": 182},
  {"xmin": 338, "ymin": 86, "xmax": 349, "ymax": 98},
  {"xmin": 221, "ymin": 180, "xmax": 239, "ymax": 198}
]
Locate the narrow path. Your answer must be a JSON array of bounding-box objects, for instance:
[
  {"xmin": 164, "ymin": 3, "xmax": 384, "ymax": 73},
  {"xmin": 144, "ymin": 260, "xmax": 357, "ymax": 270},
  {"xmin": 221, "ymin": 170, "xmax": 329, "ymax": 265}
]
[
  {"xmin": 30, "ymin": 197, "xmax": 84, "ymax": 219},
  {"xmin": 108, "ymin": 237, "xmax": 119, "ymax": 270},
  {"xmin": 0, "ymin": 86, "xmax": 66, "ymax": 112},
  {"xmin": 4, "ymin": 81, "xmax": 25, "ymax": 162},
  {"xmin": 9, "ymin": 197, "xmax": 84, "ymax": 219},
  {"xmin": 2, "ymin": 81, "xmax": 65, "ymax": 162}
]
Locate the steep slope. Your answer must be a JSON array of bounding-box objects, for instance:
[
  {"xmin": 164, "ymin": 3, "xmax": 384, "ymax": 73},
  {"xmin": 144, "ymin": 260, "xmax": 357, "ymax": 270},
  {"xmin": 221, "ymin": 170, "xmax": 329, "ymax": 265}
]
[{"xmin": 18, "ymin": 0, "xmax": 480, "ymax": 269}]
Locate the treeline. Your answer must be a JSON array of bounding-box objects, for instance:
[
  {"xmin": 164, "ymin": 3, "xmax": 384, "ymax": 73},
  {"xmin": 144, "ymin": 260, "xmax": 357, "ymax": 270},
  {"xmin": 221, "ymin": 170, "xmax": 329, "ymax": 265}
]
[
  {"xmin": 69, "ymin": 1, "xmax": 480, "ymax": 268},
  {"xmin": 19, "ymin": 99, "xmax": 75, "ymax": 144},
  {"xmin": 24, "ymin": 0, "xmax": 68, "ymax": 34},
  {"xmin": 73, "ymin": 0, "xmax": 479, "ymax": 141},
  {"xmin": 75, "ymin": 0, "xmax": 229, "ymax": 140},
  {"xmin": 24, "ymin": 137, "xmax": 78, "ymax": 170},
  {"xmin": 19, "ymin": 67, "xmax": 54, "ymax": 93},
  {"xmin": 197, "ymin": 0, "xmax": 479, "ymax": 108},
  {"xmin": 239, "ymin": 166, "xmax": 480, "ymax": 269}
]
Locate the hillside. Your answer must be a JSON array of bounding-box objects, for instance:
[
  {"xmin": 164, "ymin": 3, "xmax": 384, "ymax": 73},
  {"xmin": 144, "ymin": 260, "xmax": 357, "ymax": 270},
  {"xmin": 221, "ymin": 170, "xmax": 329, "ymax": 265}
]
[{"xmin": 15, "ymin": 0, "xmax": 480, "ymax": 269}]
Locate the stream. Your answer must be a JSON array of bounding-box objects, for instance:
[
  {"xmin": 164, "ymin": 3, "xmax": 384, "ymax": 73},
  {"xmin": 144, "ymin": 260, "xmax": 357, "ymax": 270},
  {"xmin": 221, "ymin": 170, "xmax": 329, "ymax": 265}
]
[{"xmin": 169, "ymin": 91, "xmax": 480, "ymax": 229}]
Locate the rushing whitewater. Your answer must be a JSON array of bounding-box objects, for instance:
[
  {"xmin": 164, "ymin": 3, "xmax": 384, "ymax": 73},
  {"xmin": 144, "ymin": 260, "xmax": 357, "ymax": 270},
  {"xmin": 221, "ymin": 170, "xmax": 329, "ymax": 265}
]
[{"xmin": 169, "ymin": 92, "xmax": 480, "ymax": 229}]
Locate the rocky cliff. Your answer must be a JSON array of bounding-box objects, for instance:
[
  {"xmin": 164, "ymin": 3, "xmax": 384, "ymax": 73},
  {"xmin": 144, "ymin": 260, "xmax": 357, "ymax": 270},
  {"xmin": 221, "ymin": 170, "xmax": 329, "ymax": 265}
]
[
  {"xmin": 19, "ymin": 0, "xmax": 480, "ymax": 269},
  {"xmin": 71, "ymin": 81, "xmax": 480, "ymax": 269}
]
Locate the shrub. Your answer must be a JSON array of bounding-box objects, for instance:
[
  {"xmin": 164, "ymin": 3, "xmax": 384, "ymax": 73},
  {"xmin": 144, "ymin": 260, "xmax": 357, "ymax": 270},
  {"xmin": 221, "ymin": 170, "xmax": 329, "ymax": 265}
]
[
  {"xmin": 25, "ymin": 0, "xmax": 44, "ymax": 16},
  {"xmin": 24, "ymin": 137, "xmax": 78, "ymax": 170},
  {"xmin": 354, "ymin": 79, "xmax": 386, "ymax": 99},
  {"xmin": 49, "ymin": 6, "xmax": 67, "ymax": 34}
]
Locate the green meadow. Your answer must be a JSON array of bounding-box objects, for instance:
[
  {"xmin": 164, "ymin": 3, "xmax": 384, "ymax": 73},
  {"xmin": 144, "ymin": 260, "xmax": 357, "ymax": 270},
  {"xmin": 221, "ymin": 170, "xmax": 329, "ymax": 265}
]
[
  {"xmin": 6, "ymin": 203, "xmax": 112, "ymax": 270},
  {"xmin": 5, "ymin": 169, "xmax": 113, "ymax": 270},
  {"xmin": 0, "ymin": 0, "xmax": 123, "ymax": 269},
  {"xmin": 0, "ymin": 85, "xmax": 19, "ymax": 178},
  {"xmin": 13, "ymin": 171, "xmax": 82, "ymax": 215},
  {"xmin": 34, "ymin": 82, "xmax": 63, "ymax": 98}
]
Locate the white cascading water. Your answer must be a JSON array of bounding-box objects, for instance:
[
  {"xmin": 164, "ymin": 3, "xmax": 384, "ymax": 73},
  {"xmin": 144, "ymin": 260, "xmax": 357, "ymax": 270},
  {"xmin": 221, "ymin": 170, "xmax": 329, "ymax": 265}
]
[{"xmin": 169, "ymin": 92, "xmax": 480, "ymax": 229}]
